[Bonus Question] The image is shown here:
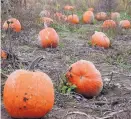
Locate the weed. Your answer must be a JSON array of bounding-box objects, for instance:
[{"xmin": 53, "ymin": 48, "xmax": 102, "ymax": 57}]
[{"xmin": 58, "ymin": 74, "xmax": 77, "ymax": 94}]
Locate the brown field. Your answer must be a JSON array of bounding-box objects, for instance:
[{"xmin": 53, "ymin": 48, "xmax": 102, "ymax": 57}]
[{"xmin": 1, "ymin": 0, "xmax": 131, "ymax": 119}]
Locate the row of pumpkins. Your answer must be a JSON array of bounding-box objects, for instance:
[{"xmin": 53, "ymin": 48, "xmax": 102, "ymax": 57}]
[{"xmin": 1, "ymin": 5, "xmax": 131, "ymax": 119}]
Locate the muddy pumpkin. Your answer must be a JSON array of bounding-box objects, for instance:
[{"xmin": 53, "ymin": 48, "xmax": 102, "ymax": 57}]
[
  {"xmin": 91, "ymin": 31, "xmax": 110, "ymax": 48},
  {"xmin": 3, "ymin": 18, "xmax": 21, "ymax": 32},
  {"xmin": 67, "ymin": 14, "xmax": 79, "ymax": 24},
  {"xmin": 66, "ymin": 60, "xmax": 103, "ymax": 97},
  {"xmin": 111, "ymin": 12, "xmax": 120, "ymax": 21},
  {"xmin": 83, "ymin": 11, "xmax": 94, "ymax": 24},
  {"xmin": 95, "ymin": 12, "xmax": 107, "ymax": 21},
  {"xmin": 39, "ymin": 27, "xmax": 59, "ymax": 48},
  {"xmin": 102, "ymin": 20, "xmax": 116, "ymax": 29},
  {"xmin": 119, "ymin": 20, "xmax": 131, "ymax": 29},
  {"xmin": 3, "ymin": 69, "xmax": 54, "ymax": 118}
]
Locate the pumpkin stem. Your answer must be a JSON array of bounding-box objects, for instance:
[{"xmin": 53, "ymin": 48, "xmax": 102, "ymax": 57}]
[
  {"xmin": 44, "ymin": 22, "xmax": 48, "ymax": 28},
  {"xmin": 28, "ymin": 56, "xmax": 44, "ymax": 71}
]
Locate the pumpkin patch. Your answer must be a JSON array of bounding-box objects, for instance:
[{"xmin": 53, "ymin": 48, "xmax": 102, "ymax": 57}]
[
  {"xmin": 3, "ymin": 69, "xmax": 54, "ymax": 118},
  {"xmin": 66, "ymin": 60, "xmax": 103, "ymax": 97}
]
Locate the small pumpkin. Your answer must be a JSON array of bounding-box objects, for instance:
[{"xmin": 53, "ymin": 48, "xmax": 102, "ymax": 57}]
[
  {"xmin": 95, "ymin": 12, "xmax": 107, "ymax": 21},
  {"xmin": 91, "ymin": 31, "xmax": 110, "ymax": 48},
  {"xmin": 102, "ymin": 20, "xmax": 116, "ymax": 29},
  {"xmin": 39, "ymin": 27, "xmax": 59, "ymax": 48},
  {"xmin": 119, "ymin": 20, "xmax": 131, "ymax": 29},
  {"xmin": 64, "ymin": 5, "xmax": 75, "ymax": 11},
  {"xmin": 54, "ymin": 12, "xmax": 63, "ymax": 20},
  {"xmin": 88, "ymin": 8, "xmax": 94, "ymax": 12},
  {"xmin": 1, "ymin": 49, "xmax": 7, "ymax": 59},
  {"xmin": 3, "ymin": 18, "xmax": 21, "ymax": 32},
  {"xmin": 66, "ymin": 60, "xmax": 103, "ymax": 97},
  {"xmin": 83, "ymin": 11, "xmax": 94, "ymax": 24},
  {"xmin": 111, "ymin": 12, "xmax": 120, "ymax": 21},
  {"xmin": 67, "ymin": 14, "xmax": 79, "ymax": 24},
  {"xmin": 3, "ymin": 69, "xmax": 54, "ymax": 118}
]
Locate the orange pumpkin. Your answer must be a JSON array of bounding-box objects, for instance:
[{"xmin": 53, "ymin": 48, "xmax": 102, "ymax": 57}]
[
  {"xmin": 111, "ymin": 12, "xmax": 120, "ymax": 21},
  {"xmin": 102, "ymin": 20, "xmax": 116, "ymax": 29},
  {"xmin": 3, "ymin": 69, "xmax": 54, "ymax": 118},
  {"xmin": 88, "ymin": 8, "xmax": 94, "ymax": 12},
  {"xmin": 91, "ymin": 31, "xmax": 110, "ymax": 48},
  {"xmin": 119, "ymin": 20, "xmax": 131, "ymax": 29},
  {"xmin": 42, "ymin": 17, "xmax": 53, "ymax": 26},
  {"xmin": 95, "ymin": 12, "xmax": 107, "ymax": 21},
  {"xmin": 67, "ymin": 14, "xmax": 79, "ymax": 24},
  {"xmin": 54, "ymin": 12, "xmax": 63, "ymax": 20},
  {"xmin": 39, "ymin": 27, "xmax": 59, "ymax": 48},
  {"xmin": 83, "ymin": 11, "xmax": 94, "ymax": 24},
  {"xmin": 64, "ymin": 5, "xmax": 75, "ymax": 11},
  {"xmin": 3, "ymin": 18, "xmax": 21, "ymax": 32},
  {"xmin": 66, "ymin": 60, "xmax": 103, "ymax": 97},
  {"xmin": 1, "ymin": 49, "xmax": 7, "ymax": 59}
]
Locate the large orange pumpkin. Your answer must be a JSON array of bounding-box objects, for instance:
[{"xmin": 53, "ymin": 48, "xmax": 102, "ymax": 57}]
[
  {"xmin": 3, "ymin": 18, "xmax": 21, "ymax": 32},
  {"xmin": 102, "ymin": 20, "xmax": 116, "ymax": 29},
  {"xmin": 95, "ymin": 12, "xmax": 107, "ymax": 21},
  {"xmin": 83, "ymin": 11, "xmax": 94, "ymax": 24},
  {"xmin": 66, "ymin": 60, "xmax": 103, "ymax": 97},
  {"xmin": 3, "ymin": 69, "xmax": 54, "ymax": 118},
  {"xmin": 39, "ymin": 27, "xmax": 59, "ymax": 48},
  {"xmin": 67, "ymin": 14, "xmax": 79, "ymax": 24},
  {"xmin": 1, "ymin": 49, "xmax": 8, "ymax": 59},
  {"xmin": 119, "ymin": 20, "xmax": 131, "ymax": 29},
  {"xmin": 91, "ymin": 31, "xmax": 110, "ymax": 48},
  {"xmin": 111, "ymin": 12, "xmax": 120, "ymax": 21}
]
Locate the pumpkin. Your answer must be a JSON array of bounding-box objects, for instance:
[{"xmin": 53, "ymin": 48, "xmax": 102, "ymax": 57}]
[
  {"xmin": 66, "ymin": 60, "xmax": 103, "ymax": 97},
  {"xmin": 3, "ymin": 69, "xmax": 54, "ymax": 118},
  {"xmin": 3, "ymin": 18, "xmax": 21, "ymax": 32},
  {"xmin": 119, "ymin": 20, "xmax": 131, "ymax": 29},
  {"xmin": 95, "ymin": 12, "xmax": 107, "ymax": 21},
  {"xmin": 39, "ymin": 27, "xmax": 59, "ymax": 48},
  {"xmin": 1, "ymin": 49, "xmax": 7, "ymax": 59},
  {"xmin": 54, "ymin": 12, "xmax": 63, "ymax": 20},
  {"xmin": 41, "ymin": 17, "xmax": 53, "ymax": 26},
  {"xmin": 111, "ymin": 12, "xmax": 120, "ymax": 21},
  {"xmin": 83, "ymin": 11, "xmax": 94, "ymax": 24},
  {"xmin": 88, "ymin": 8, "xmax": 94, "ymax": 12},
  {"xmin": 102, "ymin": 20, "xmax": 116, "ymax": 29},
  {"xmin": 91, "ymin": 31, "xmax": 110, "ymax": 48},
  {"xmin": 67, "ymin": 14, "xmax": 79, "ymax": 24},
  {"xmin": 64, "ymin": 5, "xmax": 75, "ymax": 11}
]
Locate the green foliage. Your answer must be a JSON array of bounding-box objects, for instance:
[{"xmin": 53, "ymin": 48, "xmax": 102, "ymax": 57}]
[{"xmin": 58, "ymin": 74, "xmax": 77, "ymax": 94}]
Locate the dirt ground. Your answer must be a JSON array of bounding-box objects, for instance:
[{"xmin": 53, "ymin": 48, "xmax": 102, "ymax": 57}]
[{"xmin": 1, "ymin": 13, "xmax": 131, "ymax": 119}]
